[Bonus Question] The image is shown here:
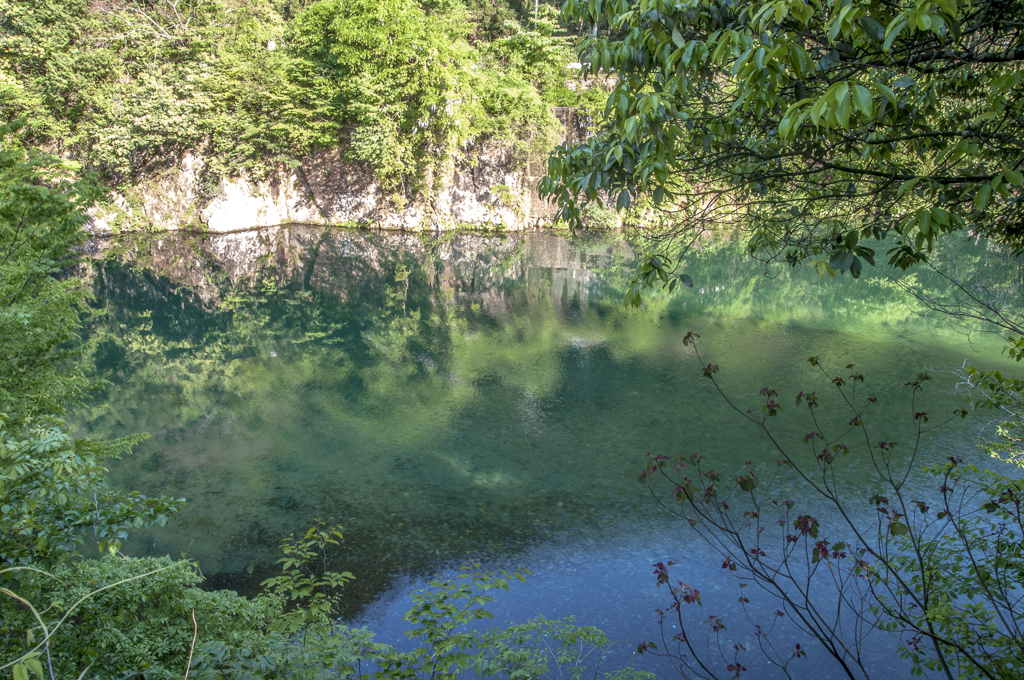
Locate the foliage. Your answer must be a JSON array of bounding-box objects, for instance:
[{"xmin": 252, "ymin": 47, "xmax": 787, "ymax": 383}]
[
  {"xmin": 3, "ymin": 557, "xmax": 277, "ymax": 680},
  {"xmin": 541, "ymin": 0, "xmax": 1024, "ymax": 280},
  {"xmin": 2, "ymin": 549, "xmax": 649, "ymax": 680},
  {"xmin": 0, "ymin": 0, "xmax": 114, "ymax": 140},
  {"xmin": 958, "ymin": 361, "xmax": 1024, "ymax": 467},
  {"xmin": 0, "ymin": 128, "xmax": 187, "ymax": 674},
  {"xmin": 635, "ymin": 334, "xmax": 1024, "ymax": 679},
  {"xmin": 979, "ymin": 417, "xmax": 1024, "ymax": 467},
  {"xmin": 0, "ymin": 131, "xmax": 216, "ymax": 680},
  {"xmin": 0, "ymin": 129, "xmax": 183, "ymax": 578},
  {"xmin": 364, "ymin": 566, "xmax": 652, "ymax": 680},
  {"xmin": 0, "ymin": 418, "xmax": 181, "ymax": 571},
  {"xmin": 188, "ymin": 524, "xmax": 376, "ymax": 680},
  {"xmin": 473, "ymin": 616, "xmax": 655, "ymax": 680},
  {"xmin": 936, "ymin": 288, "xmax": 1024, "ymax": 468},
  {"xmin": 2, "ymin": 547, "xmax": 364, "ymax": 680},
  {"xmin": 375, "ymin": 567, "xmax": 523, "ymax": 679},
  {"xmin": 882, "ymin": 461, "xmax": 1024, "ymax": 679},
  {"xmin": 480, "ymin": 10, "xmax": 596, "ymax": 109},
  {"xmin": 0, "ymin": 0, "xmax": 576, "ymax": 198},
  {"xmin": 578, "ymin": 203, "xmax": 620, "ymax": 230},
  {"xmin": 288, "ymin": 0, "xmax": 468, "ymax": 187},
  {"xmin": 1, "ymin": 560, "xmax": 186, "ymax": 680},
  {"xmin": 260, "ymin": 520, "xmax": 355, "ymax": 635},
  {"xmin": 0, "ymin": 126, "xmax": 99, "ymax": 423}
]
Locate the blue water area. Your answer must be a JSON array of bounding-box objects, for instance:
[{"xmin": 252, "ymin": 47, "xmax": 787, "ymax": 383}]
[{"xmin": 78, "ymin": 226, "xmax": 1021, "ymax": 677}]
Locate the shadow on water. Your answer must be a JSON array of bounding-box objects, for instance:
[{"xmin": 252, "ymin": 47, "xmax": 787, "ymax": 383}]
[{"xmin": 75, "ymin": 226, "xmax": 1020, "ymax": 672}]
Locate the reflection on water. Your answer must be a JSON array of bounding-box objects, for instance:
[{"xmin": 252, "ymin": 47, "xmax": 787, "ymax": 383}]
[{"xmin": 78, "ymin": 227, "xmax": 1017, "ymax": 670}]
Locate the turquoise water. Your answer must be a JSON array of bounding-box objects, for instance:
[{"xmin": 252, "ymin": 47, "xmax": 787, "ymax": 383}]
[{"xmin": 78, "ymin": 226, "xmax": 1019, "ymax": 674}]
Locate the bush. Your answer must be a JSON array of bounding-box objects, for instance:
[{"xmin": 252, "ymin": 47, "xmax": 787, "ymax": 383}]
[
  {"xmin": 578, "ymin": 204, "xmax": 619, "ymax": 231},
  {"xmin": 635, "ymin": 334, "xmax": 1024, "ymax": 679}
]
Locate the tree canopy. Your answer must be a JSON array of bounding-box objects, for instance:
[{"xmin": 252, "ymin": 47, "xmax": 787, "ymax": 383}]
[
  {"xmin": 0, "ymin": 0, "xmax": 589, "ymax": 203},
  {"xmin": 541, "ymin": 0, "xmax": 1024, "ymax": 279}
]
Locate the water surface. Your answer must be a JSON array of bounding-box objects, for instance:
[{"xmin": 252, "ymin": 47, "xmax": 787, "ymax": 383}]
[{"xmin": 78, "ymin": 227, "xmax": 1020, "ymax": 676}]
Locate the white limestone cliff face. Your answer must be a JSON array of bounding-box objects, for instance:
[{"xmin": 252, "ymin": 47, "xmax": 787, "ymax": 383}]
[
  {"xmin": 88, "ymin": 151, "xmax": 209, "ymax": 232},
  {"xmin": 88, "ymin": 140, "xmax": 559, "ymax": 234},
  {"xmin": 200, "ymin": 171, "xmax": 319, "ymax": 231}
]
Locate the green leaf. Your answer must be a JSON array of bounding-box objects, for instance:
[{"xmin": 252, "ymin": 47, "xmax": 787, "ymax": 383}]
[
  {"xmin": 859, "ymin": 16, "xmax": 886, "ymax": 41},
  {"xmin": 974, "ymin": 184, "xmax": 992, "ymax": 212},
  {"xmin": 616, "ymin": 190, "xmax": 631, "ymax": 209},
  {"xmin": 810, "ymin": 96, "xmax": 828, "ymax": 127},
  {"xmin": 883, "ymin": 19, "xmax": 908, "ymax": 50},
  {"xmin": 779, "ymin": 109, "xmax": 795, "ymax": 139},
  {"xmin": 836, "ymin": 95, "xmax": 851, "ymax": 129},
  {"xmin": 24, "ymin": 660, "xmax": 43, "ymax": 680},
  {"xmin": 897, "ymin": 177, "xmax": 921, "ymax": 198},
  {"xmin": 851, "ymin": 85, "xmax": 873, "ymax": 118}
]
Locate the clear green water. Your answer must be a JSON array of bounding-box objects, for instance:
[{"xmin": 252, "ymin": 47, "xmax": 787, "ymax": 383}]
[{"xmin": 78, "ymin": 227, "xmax": 1017, "ymax": 623}]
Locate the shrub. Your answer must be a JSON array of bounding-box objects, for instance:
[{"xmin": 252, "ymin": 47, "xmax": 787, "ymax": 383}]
[{"xmin": 635, "ymin": 334, "xmax": 1024, "ymax": 679}]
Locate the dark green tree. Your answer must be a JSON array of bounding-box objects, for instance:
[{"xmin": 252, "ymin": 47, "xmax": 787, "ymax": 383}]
[
  {"xmin": 0, "ymin": 130, "xmax": 96, "ymax": 422},
  {"xmin": 541, "ymin": 0, "xmax": 1024, "ymax": 279},
  {"xmin": 0, "ymin": 126, "xmax": 182, "ymax": 572}
]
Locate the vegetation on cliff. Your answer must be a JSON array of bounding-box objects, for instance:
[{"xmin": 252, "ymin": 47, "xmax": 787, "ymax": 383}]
[{"xmin": 0, "ymin": 0, "xmax": 602, "ymax": 198}]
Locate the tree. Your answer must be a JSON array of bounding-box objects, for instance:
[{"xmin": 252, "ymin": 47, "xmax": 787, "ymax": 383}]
[
  {"xmin": 91, "ymin": 0, "xmax": 215, "ymax": 46},
  {"xmin": 0, "ymin": 122, "xmax": 183, "ymax": 568},
  {"xmin": 536, "ymin": 5, "xmax": 1024, "ymax": 670},
  {"xmin": 0, "ymin": 125, "xmax": 98, "ymax": 423},
  {"xmin": 540, "ymin": 0, "xmax": 1024, "ymax": 280}
]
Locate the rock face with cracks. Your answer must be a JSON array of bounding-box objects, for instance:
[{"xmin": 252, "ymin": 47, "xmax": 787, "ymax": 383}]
[{"xmin": 88, "ymin": 140, "xmax": 563, "ymax": 233}]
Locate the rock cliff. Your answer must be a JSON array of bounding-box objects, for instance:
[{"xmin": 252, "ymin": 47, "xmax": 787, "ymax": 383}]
[{"xmin": 87, "ymin": 118, "xmax": 582, "ymax": 234}]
